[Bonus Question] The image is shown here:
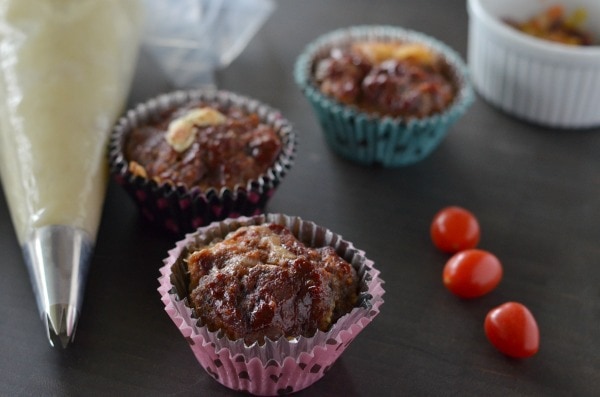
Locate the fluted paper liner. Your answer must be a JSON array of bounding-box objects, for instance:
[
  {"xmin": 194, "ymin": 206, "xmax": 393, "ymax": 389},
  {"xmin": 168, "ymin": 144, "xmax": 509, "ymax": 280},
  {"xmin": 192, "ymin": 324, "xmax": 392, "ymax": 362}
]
[
  {"xmin": 294, "ymin": 25, "xmax": 474, "ymax": 167},
  {"xmin": 158, "ymin": 214, "xmax": 385, "ymax": 395},
  {"xmin": 109, "ymin": 90, "xmax": 296, "ymax": 235}
]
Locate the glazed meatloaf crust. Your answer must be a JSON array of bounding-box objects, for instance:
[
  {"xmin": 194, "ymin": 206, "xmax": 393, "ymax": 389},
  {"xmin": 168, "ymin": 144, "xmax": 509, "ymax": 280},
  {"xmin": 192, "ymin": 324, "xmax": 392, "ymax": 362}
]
[
  {"xmin": 314, "ymin": 41, "xmax": 456, "ymax": 118},
  {"xmin": 186, "ymin": 223, "xmax": 359, "ymax": 345},
  {"xmin": 125, "ymin": 101, "xmax": 282, "ymax": 191}
]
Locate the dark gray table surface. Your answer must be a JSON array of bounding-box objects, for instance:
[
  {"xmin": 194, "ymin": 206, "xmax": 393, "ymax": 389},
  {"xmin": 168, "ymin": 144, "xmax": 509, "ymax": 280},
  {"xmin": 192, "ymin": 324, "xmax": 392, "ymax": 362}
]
[{"xmin": 2, "ymin": 1, "xmax": 599, "ymax": 396}]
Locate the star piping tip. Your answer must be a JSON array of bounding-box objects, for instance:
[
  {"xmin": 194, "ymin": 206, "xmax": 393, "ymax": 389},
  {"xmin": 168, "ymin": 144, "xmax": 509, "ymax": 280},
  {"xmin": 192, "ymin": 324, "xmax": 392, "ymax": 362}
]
[{"xmin": 45, "ymin": 304, "xmax": 78, "ymax": 348}]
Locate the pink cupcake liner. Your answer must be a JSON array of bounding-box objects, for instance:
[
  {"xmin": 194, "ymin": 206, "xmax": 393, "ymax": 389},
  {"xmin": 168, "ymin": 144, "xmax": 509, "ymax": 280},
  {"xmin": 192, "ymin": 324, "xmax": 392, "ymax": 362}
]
[
  {"xmin": 158, "ymin": 213, "xmax": 385, "ymax": 395},
  {"xmin": 109, "ymin": 90, "xmax": 296, "ymax": 235}
]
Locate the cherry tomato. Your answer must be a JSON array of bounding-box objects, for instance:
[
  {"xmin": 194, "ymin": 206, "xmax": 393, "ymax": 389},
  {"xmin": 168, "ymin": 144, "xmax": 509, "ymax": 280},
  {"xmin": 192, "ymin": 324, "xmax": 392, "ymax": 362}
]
[
  {"xmin": 484, "ymin": 302, "xmax": 540, "ymax": 358},
  {"xmin": 430, "ymin": 206, "xmax": 480, "ymax": 253},
  {"xmin": 443, "ymin": 249, "xmax": 502, "ymax": 298}
]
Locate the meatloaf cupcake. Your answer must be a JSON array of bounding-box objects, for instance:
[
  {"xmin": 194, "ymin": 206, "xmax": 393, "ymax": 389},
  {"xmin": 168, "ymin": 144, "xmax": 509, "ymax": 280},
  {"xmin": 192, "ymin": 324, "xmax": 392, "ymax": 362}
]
[
  {"xmin": 109, "ymin": 90, "xmax": 296, "ymax": 234},
  {"xmin": 294, "ymin": 25, "xmax": 474, "ymax": 167},
  {"xmin": 158, "ymin": 213, "xmax": 384, "ymax": 395}
]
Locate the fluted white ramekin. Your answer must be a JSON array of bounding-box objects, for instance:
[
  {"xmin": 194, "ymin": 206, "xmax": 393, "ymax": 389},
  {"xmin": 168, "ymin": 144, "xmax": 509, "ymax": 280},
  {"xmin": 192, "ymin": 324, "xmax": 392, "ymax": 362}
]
[{"xmin": 467, "ymin": 0, "xmax": 600, "ymax": 129}]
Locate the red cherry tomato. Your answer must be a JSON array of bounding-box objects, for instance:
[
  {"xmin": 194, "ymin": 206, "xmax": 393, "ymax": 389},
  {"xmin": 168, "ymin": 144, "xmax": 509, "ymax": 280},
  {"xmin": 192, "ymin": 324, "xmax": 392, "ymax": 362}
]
[
  {"xmin": 484, "ymin": 302, "xmax": 540, "ymax": 358},
  {"xmin": 443, "ymin": 249, "xmax": 503, "ymax": 298},
  {"xmin": 430, "ymin": 206, "xmax": 480, "ymax": 253}
]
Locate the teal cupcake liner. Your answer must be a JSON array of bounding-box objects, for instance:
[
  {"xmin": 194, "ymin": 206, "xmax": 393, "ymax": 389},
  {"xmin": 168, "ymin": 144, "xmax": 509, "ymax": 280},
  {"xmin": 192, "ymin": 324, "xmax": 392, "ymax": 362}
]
[{"xmin": 294, "ymin": 25, "xmax": 474, "ymax": 167}]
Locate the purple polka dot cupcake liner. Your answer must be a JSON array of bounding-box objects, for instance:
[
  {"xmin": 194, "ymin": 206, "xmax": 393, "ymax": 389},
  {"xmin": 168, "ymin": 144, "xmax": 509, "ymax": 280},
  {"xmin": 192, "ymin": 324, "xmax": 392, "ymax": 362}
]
[
  {"xmin": 108, "ymin": 89, "xmax": 296, "ymax": 235},
  {"xmin": 294, "ymin": 25, "xmax": 474, "ymax": 167},
  {"xmin": 158, "ymin": 213, "xmax": 385, "ymax": 395}
]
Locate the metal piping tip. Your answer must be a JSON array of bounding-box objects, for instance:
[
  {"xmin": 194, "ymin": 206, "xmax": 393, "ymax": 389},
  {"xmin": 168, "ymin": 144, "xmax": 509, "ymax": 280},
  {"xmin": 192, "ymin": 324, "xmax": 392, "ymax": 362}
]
[
  {"xmin": 22, "ymin": 225, "xmax": 93, "ymax": 348},
  {"xmin": 45, "ymin": 304, "xmax": 78, "ymax": 348}
]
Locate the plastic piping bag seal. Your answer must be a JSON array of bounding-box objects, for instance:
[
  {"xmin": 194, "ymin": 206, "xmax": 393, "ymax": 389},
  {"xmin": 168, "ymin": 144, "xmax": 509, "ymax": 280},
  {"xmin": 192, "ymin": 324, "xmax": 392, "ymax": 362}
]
[{"xmin": 142, "ymin": 0, "xmax": 275, "ymax": 88}]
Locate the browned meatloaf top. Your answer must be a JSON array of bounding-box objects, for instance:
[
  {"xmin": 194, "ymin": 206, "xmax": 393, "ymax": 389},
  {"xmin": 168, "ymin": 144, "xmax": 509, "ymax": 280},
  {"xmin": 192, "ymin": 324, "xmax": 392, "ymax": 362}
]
[
  {"xmin": 313, "ymin": 41, "xmax": 456, "ymax": 119},
  {"xmin": 125, "ymin": 101, "xmax": 282, "ymax": 190},
  {"xmin": 186, "ymin": 223, "xmax": 359, "ymax": 345}
]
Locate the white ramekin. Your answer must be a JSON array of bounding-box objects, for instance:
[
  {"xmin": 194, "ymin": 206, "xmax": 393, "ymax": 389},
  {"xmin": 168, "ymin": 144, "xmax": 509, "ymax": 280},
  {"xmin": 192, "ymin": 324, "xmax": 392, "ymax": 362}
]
[{"xmin": 467, "ymin": 0, "xmax": 600, "ymax": 129}]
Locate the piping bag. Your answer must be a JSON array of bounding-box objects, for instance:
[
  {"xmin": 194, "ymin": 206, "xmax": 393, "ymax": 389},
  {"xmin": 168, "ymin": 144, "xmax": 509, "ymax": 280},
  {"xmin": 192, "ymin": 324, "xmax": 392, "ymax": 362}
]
[{"xmin": 0, "ymin": 0, "xmax": 142, "ymax": 347}]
